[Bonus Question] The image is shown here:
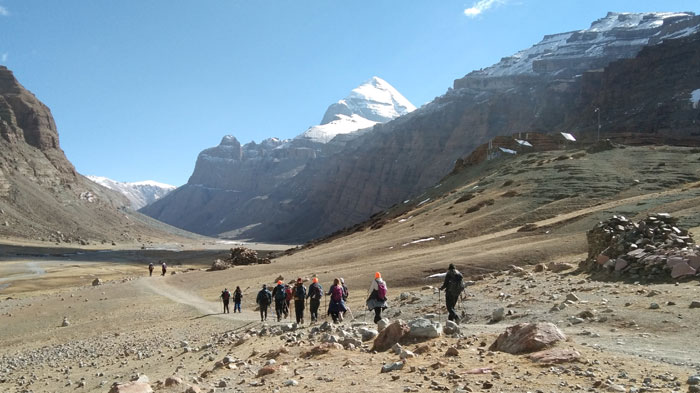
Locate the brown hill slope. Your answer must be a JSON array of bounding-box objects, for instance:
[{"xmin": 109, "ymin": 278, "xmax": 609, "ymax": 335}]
[{"xmin": 0, "ymin": 66, "xmax": 204, "ymax": 247}]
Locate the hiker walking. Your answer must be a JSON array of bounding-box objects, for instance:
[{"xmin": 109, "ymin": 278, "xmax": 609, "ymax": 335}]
[
  {"xmin": 328, "ymin": 278, "xmax": 347, "ymax": 323},
  {"xmin": 293, "ymin": 278, "xmax": 307, "ymax": 324},
  {"xmin": 284, "ymin": 284, "xmax": 293, "ymax": 319},
  {"xmin": 366, "ymin": 272, "xmax": 388, "ymax": 324},
  {"xmin": 256, "ymin": 284, "xmax": 272, "ymax": 321},
  {"xmin": 148, "ymin": 263, "xmax": 154, "ymax": 277},
  {"xmin": 272, "ymin": 280, "xmax": 286, "ymax": 322},
  {"xmin": 233, "ymin": 286, "xmax": 242, "ymax": 313},
  {"xmin": 161, "ymin": 262, "xmax": 167, "ymax": 276},
  {"xmin": 340, "ymin": 277, "xmax": 349, "ymax": 318},
  {"xmin": 307, "ymin": 277, "xmax": 323, "ymax": 322},
  {"xmin": 220, "ymin": 288, "xmax": 231, "ymax": 314},
  {"xmin": 439, "ymin": 263, "xmax": 464, "ymax": 323}
]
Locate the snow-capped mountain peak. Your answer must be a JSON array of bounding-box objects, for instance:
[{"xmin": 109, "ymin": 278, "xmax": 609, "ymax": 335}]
[
  {"xmin": 296, "ymin": 76, "xmax": 416, "ymax": 144},
  {"xmin": 87, "ymin": 176, "xmax": 176, "ymax": 210}
]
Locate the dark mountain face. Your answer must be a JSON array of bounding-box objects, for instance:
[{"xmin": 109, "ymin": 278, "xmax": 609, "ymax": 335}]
[{"xmin": 143, "ymin": 13, "xmax": 700, "ymax": 244}]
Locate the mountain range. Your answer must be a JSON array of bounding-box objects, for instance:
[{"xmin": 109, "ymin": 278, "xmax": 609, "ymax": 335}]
[
  {"xmin": 86, "ymin": 176, "xmax": 175, "ymax": 210},
  {"xmin": 141, "ymin": 11, "xmax": 700, "ymax": 244}
]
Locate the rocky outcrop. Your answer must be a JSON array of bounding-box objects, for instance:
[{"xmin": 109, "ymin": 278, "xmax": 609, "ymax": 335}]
[
  {"xmin": 489, "ymin": 322, "xmax": 566, "ymax": 354},
  {"xmin": 0, "ymin": 66, "xmax": 197, "ymax": 245}
]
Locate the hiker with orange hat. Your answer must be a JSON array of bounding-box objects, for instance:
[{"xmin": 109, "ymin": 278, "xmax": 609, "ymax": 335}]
[
  {"xmin": 307, "ymin": 277, "xmax": 323, "ymax": 322},
  {"xmin": 366, "ymin": 272, "xmax": 388, "ymax": 323},
  {"xmin": 272, "ymin": 280, "xmax": 287, "ymax": 322},
  {"xmin": 293, "ymin": 277, "xmax": 307, "ymax": 324}
]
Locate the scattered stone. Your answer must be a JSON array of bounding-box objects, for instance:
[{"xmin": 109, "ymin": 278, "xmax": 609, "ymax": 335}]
[
  {"xmin": 443, "ymin": 320, "xmax": 460, "ymax": 335},
  {"xmin": 61, "ymin": 316, "xmax": 70, "ymax": 327},
  {"xmin": 688, "ymin": 375, "xmax": 700, "ymax": 385},
  {"xmin": 381, "ymin": 361, "xmax": 405, "ymax": 373},
  {"xmin": 92, "ymin": 278, "xmax": 102, "ymax": 286},
  {"xmin": 372, "ymin": 320, "xmax": 410, "ymax": 352},
  {"xmin": 565, "ymin": 293, "xmax": 580, "ymax": 302},
  {"xmin": 108, "ymin": 381, "xmax": 153, "ymax": 393},
  {"xmin": 528, "ymin": 347, "xmax": 581, "ymax": 364},
  {"xmin": 547, "ymin": 262, "xmax": 574, "ymax": 272},
  {"xmin": 164, "ymin": 376, "xmax": 183, "ymax": 387},
  {"xmin": 444, "ymin": 347, "xmax": 459, "ymax": 357},
  {"xmin": 257, "ymin": 366, "xmax": 276, "ymax": 377},
  {"xmin": 649, "ymin": 303, "xmax": 660, "ymax": 310},
  {"xmin": 690, "ymin": 301, "xmax": 700, "ymax": 309},
  {"xmin": 491, "ymin": 307, "xmax": 505, "ymax": 323},
  {"xmin": 359, "ymin": 327, "xmax": 379, "ymax": 341},
  {"xmin": 284, "ymin": 379, "xmax": 299, "ymax": 386},
  {"xmin": 377, "ymin": 318, "xmax": 391, "ymax": 331},
  {"xmin": 489, "ymin": 322, "xmax": 566, "ymax": 354}
]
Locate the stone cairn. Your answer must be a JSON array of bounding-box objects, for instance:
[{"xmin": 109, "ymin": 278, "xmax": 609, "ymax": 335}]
[
  {"xmin": 582, "ymin": 213, "xmax": 699, "ymax": 280},
  {"xmin": 210, "ymin": 247, "xmax": 271, "ymax": 271}
]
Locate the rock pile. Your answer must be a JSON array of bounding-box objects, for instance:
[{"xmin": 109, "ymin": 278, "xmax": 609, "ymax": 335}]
[
  {"xmin": 583, "ymin": 214, "xmax": 699, "ymax": 280},
  {"xmin": 210, "ymin": 247, "xmax": 272, "ymax": 271}
]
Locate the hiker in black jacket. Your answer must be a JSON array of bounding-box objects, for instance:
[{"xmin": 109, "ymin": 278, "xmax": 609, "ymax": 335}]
[
  {"xmin": 233, "ymin": 286, "xmax": 242, "ymax": 313},
  {"xmin": 293, "ymin": 278, "xmax": 307, "ymax": 324},
  {"xmin": 220, "ymin": 288, "xmax": 231, "ymax": 313},
  {"xmin": 439, "ymin": 263, "xmax": 464, "ymax": 323},
  {"xmin": 256, "ymin": 284, "xmax": 272, "ymax": 321},
  {"xmin": 307, "ymin": 277, "xmax": 323, "ymax": 322}
]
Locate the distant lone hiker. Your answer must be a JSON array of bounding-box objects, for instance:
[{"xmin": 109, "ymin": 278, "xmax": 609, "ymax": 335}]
[
  {"xmin": 307, "ymin": 277, "xmax": 323, "ymax": 322},
  {"xmin": 161, "ymin": 262, "xmax": 167, "ymax": 276},
  {"xmin": 256, "ymin": 284, "xmax": 272, "ymax": 321},
  {"xmin": 148, "ymin": 263, "xmax": 154, "ymax": 277},
  {"xmin": 367, "ymin": 272, "xmax": 388, "ymax": 324},
  {"xmin": 221, "ymin": 288, "xmax": 231, "ymax": 314},
  {"xmin": 233, "ymin": 286, "xmax": 242, "ymax": 313},
  {"xmin": 439, "ymin": 263, "xmax": 464, "ymax": 323}
]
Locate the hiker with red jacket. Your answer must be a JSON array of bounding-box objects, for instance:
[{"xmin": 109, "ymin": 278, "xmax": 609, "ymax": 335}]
[
  {"xmin": 272, "ymin": 280, "xmax": 286, "ymax": 322},
  {"xmin": 327, "ymin": 278, "xmax": 347, "ymax": 323},
  {"xmin": 366, "ymin": 272, "xmax": 388, "ymax": 323},
  {"xmin": 220, "ymin": 288, "xmax": 231, "ymax": 314},
  {"xmin": 284, "ymin": 284, "xmax": 293, "ymax": 319},
  {"xmin": 293, "ymin": 278, "xmax": 307, "ymax": 324},
  {"xmin": 307, "ymin": 277, "xmax": 323, "ymax": 322}
]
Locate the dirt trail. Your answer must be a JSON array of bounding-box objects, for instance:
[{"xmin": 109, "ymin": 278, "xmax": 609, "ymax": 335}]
[{"xmin": 135, "ymin": 276, "xmax": 264, "ymax": 324}]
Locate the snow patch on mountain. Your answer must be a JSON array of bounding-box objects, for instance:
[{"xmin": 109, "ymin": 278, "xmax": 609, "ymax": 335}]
[
  {"xmin": 87, "ymin": 176, "xmax": 176, "ymax": 210},
  {"xmin": 296, "ymin": 76, "xmax": 416, "ymax": 144}
]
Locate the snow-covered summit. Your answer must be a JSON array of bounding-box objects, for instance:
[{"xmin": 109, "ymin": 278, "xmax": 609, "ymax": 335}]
[
  {"xmin": 466, "ymin": 12, "xmax": 699, "ymax": 79},
  {"xmin": 87, "ymin": 175, "xmax": 176, "ymax": 210},
  {"xmin": 296, "ymin": 76, "xmax": 416, "ymax": 144}
]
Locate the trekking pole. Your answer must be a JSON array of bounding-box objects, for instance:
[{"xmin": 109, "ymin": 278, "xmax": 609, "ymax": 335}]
[{"xmin": 437, "ymin": 289, "xmax": 442, "ymax": 325}]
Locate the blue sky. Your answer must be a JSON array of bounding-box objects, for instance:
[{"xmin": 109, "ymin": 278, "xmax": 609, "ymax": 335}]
[{"xmin": 1, "ymin": 1, "xmax": 699, "ymax": 186}]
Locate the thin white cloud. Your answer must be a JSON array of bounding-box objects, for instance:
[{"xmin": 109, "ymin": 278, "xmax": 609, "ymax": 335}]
[
  {"xmin": 464, "ymin": 0, "xmax": 506, "ymax": 18},
  {"xmin": 0, "ymin": 6, "xmax": 9, "ymax": 16}
]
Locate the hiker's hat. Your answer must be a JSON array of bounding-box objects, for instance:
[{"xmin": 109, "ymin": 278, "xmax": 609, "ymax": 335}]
[
  {"xmin": 375, "ymin": 272, "xmax": 381, "ymax": 279},
  {"xmin": 312, "ymin": 277, "xmax": 318, "ymax": 283},
  {"xmin": 277, "ymin": 280, "xmax": 283, "ymax": 285},
  {"xmin": 448, "ymin": 263, "xmax": 455, "ymax": 270},
  {"xmin": 297, "ymin": 277, "xmax": 302, "ymax": 283},
  {"xmin": 340, "ymin": 278, "xmax": 345, "ymax": 284}
]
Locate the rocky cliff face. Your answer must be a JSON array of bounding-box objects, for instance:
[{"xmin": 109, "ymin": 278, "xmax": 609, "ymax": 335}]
[
  {"xmin": 144, "ymin": 13, "xmax": 700, "ymax": 243},
  {"xmin": 0, "ymin": 66, "xmax": 196, "ymax": 245}
]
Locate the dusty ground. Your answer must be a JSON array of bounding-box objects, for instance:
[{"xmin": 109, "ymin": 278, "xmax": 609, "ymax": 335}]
[{"xmin": 1, "ymin": 145, "xmax": 699, "ymax": 393}]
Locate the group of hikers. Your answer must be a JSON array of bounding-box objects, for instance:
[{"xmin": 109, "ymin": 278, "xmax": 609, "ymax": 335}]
[
  {"xmin": 148, "ymin": 261, "xmax": 465, "ymax": 325},
  {"xmin": 215, "ymin": 265, "xmax": 465, "ymax": 325},
  {"xmin": 148, "ymin": 262, "xmax": 168, "ymax": 277}
]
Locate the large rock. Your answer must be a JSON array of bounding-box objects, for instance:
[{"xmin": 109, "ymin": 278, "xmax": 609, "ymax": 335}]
[
  {"xmin": 489, "ymin": 322, "xmax": 566, "ymax": 354},
  {"xmin": 108, "ymin": 382, "xmax": 153, "ymax": 393},
  {"xmin": 371, "ymin": 320, "xmax": 409, "ymax": 352},
  {"xmin": 528, "ymin": 347, "xmax": 581, "ymax": 364},
  {"xmin": 407, "ymin": 318, "xmax": 442, "ymax": 339}
]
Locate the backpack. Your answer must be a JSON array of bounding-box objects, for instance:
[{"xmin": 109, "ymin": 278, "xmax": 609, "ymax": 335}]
[
  {"xmin": 331, "ymin": 285, "xmax": 344, "ymax": 302},
  {"xmin": 275, "ymin": 285, "xmax": 286, "ymax": 301},
  {"xmin": 222, "ymin": 290, "xmax": 230, "ymax": 301},
  {"xmin": 309, "ymin": 283, "xmax": 323, "ymax": 300},
  {"xmin": 376, "ymin": 279, "xmax": 387, "ymax": 301},
  {"xmin": 285, "ymin": 286, "xmax": 293, "ymax": 301},
  {"xmin": 295, "ymin": 285, "xmax": 306, "ymax": 300},
  {"xmin": 447, "ymin": 271, "xmax": 464, "ymax": 295}
]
